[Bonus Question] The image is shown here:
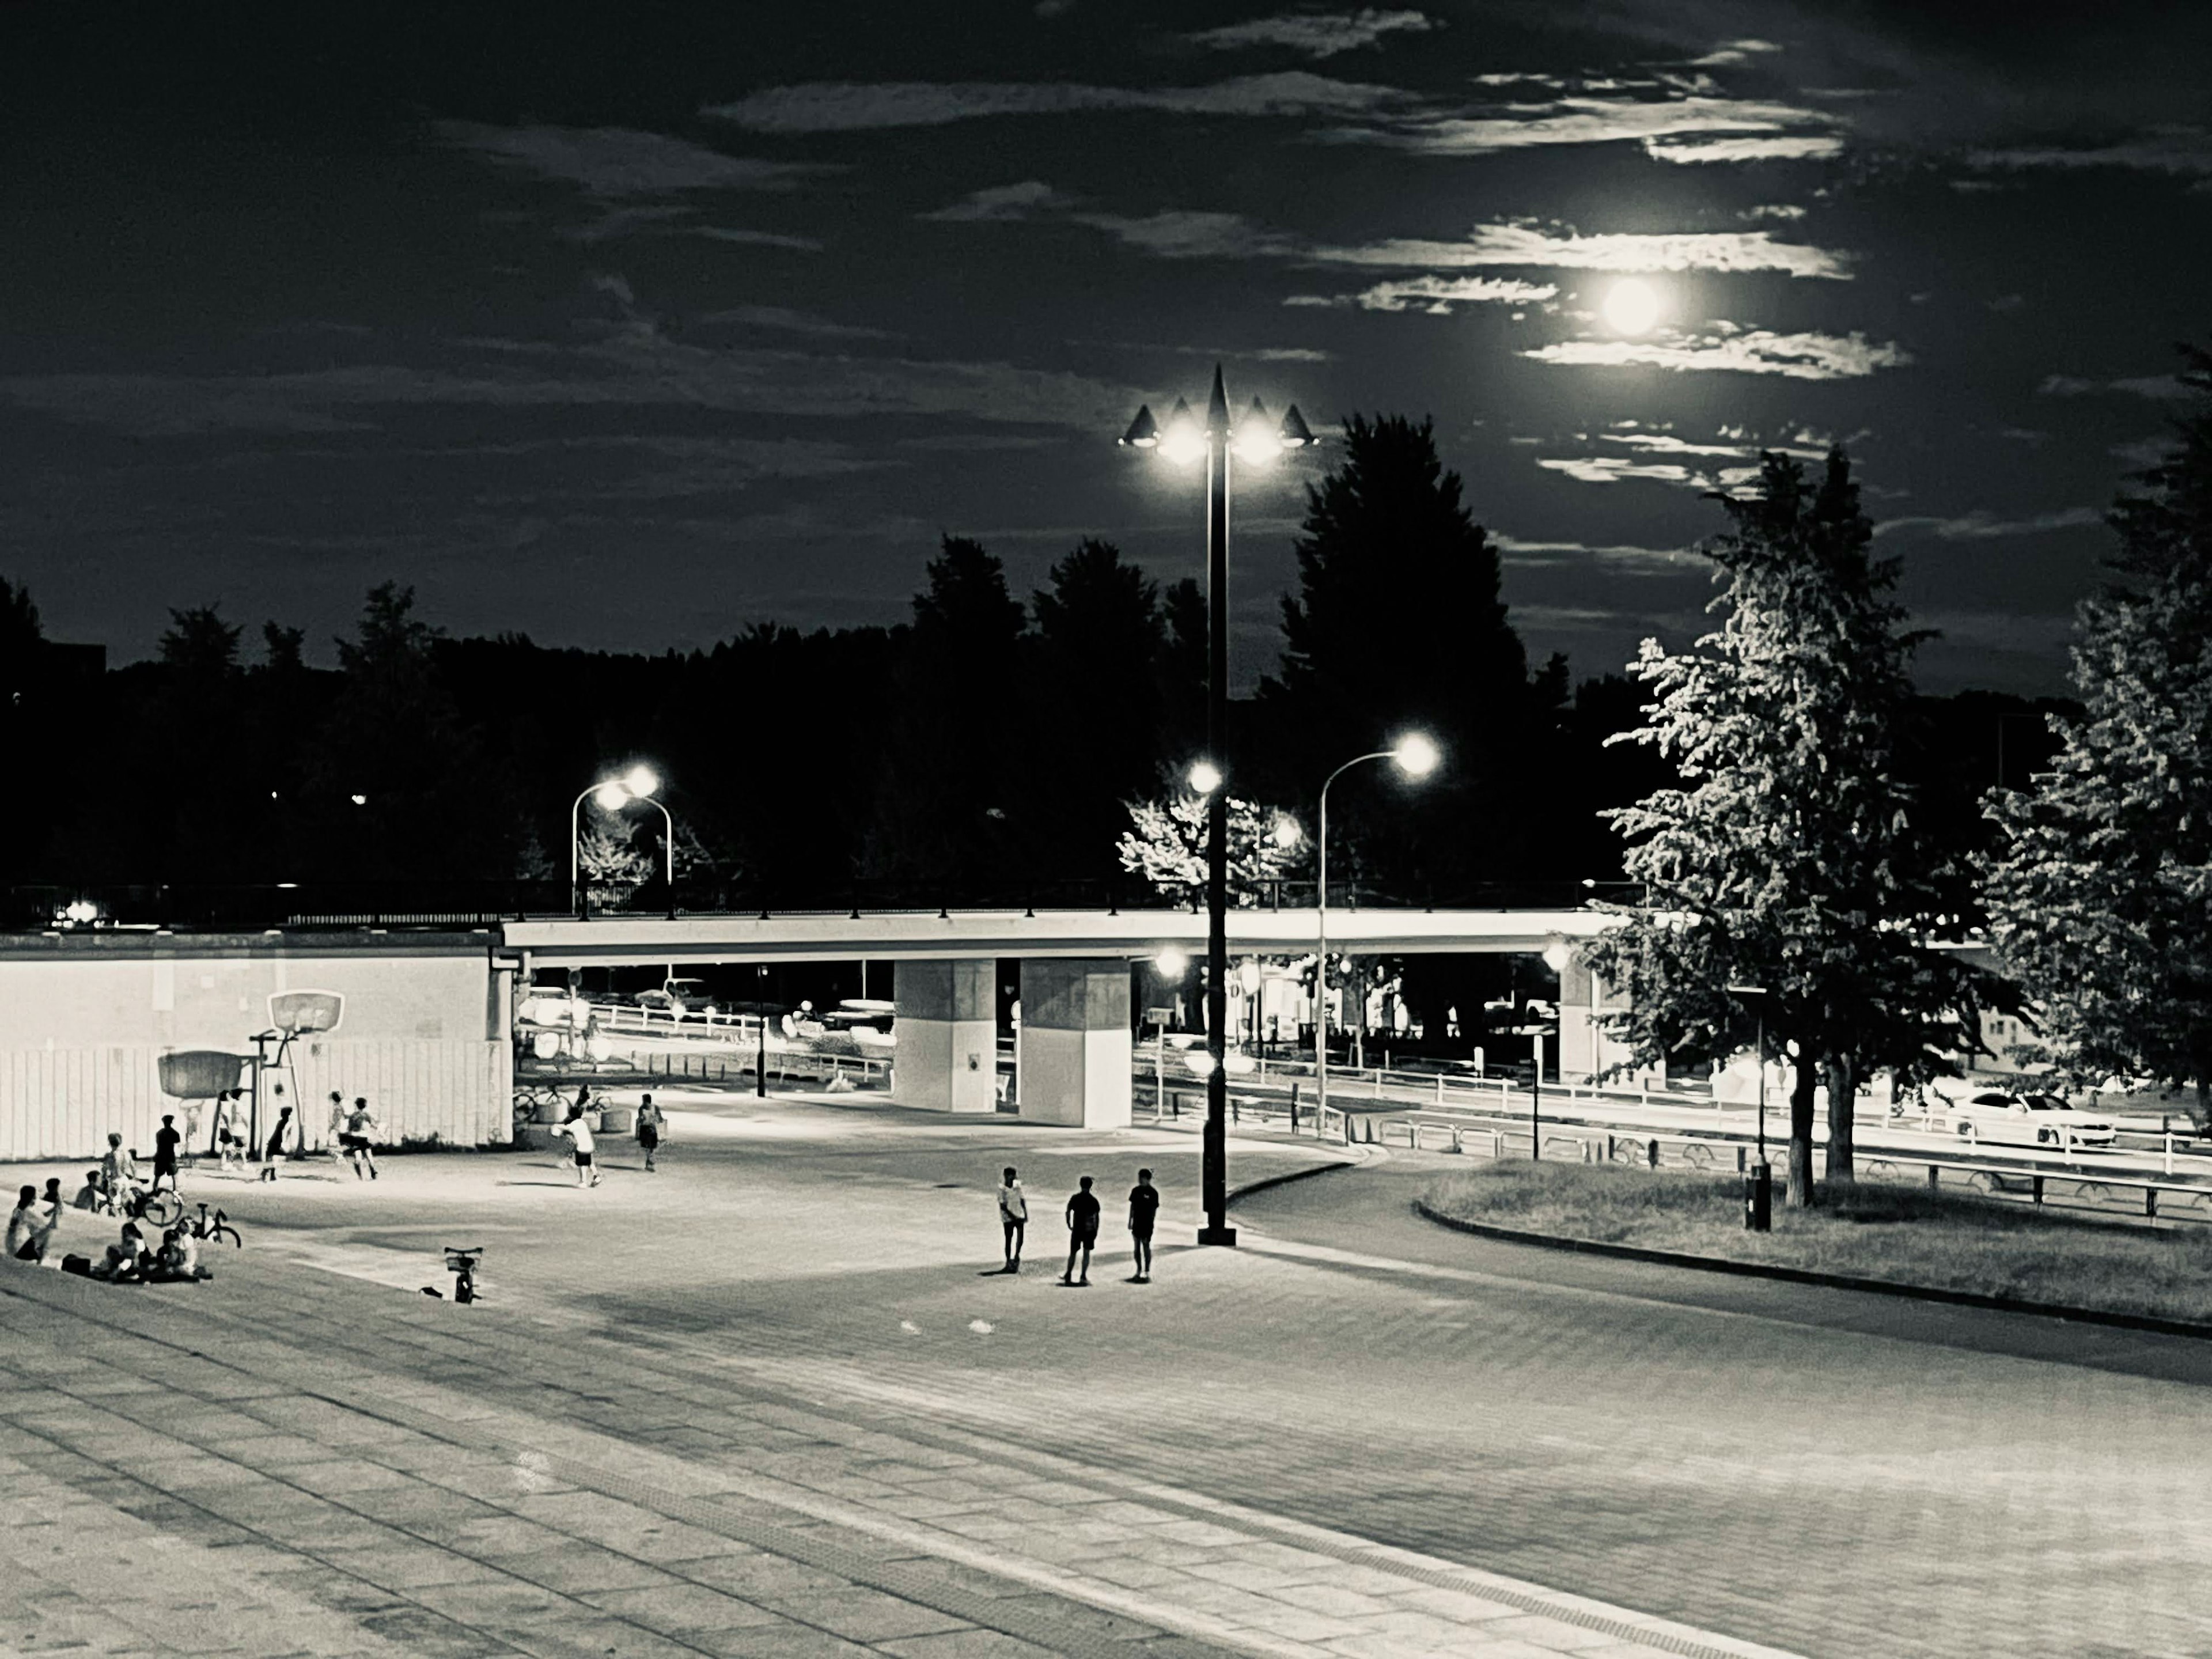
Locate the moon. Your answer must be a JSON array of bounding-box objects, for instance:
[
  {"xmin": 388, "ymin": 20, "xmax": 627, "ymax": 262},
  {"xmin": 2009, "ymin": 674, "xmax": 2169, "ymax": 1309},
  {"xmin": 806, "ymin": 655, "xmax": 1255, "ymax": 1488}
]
[{"xmin": 1602, "ymin": 278, "xmax": 1663, "ymax": 335}]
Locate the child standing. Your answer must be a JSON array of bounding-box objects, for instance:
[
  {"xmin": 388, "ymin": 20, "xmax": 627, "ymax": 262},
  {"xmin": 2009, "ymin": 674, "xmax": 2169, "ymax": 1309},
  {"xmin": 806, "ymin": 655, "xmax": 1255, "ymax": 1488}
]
[{"xmin": 634, "ymin": 1094, "xmax": 665, "ymax": 1172}]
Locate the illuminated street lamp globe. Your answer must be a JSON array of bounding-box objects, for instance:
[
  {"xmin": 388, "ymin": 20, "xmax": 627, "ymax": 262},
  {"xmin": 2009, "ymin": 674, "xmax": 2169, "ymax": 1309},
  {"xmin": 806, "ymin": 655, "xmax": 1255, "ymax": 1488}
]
[{"xmin": 1392, "ymin": 733, "xmax": 1441, "ymax": 778}]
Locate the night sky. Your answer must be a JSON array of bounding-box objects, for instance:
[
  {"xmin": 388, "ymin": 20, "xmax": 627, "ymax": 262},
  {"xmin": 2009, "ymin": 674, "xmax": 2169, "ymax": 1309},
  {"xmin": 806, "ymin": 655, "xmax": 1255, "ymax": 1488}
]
[{"xmin": 5, "ymin": 1, "xmax": 2207, "ymax": 692}]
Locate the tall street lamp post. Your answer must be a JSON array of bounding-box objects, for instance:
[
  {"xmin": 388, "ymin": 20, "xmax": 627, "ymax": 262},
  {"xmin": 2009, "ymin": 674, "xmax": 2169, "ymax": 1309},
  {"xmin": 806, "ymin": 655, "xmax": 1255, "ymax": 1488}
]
[
  {"xmin": 1727, "ymin": 983, "xmax": 1771, "ymax": 1230},
  {"xmin": 1315, "ymin": 737, "xmax": 1439, "ymax": 1144},
  {"xmin": 570, "ymin": 764, "xmax": 670, "ymax": 915},
  {"xmin": 1122, "ymin": 368, "xmax": 1315, "ymax": 1246}
]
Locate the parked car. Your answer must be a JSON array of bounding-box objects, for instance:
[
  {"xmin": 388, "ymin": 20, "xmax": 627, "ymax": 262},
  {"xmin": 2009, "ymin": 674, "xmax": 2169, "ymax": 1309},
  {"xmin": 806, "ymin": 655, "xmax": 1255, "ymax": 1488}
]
[
  {"xmin": 1942, "ymin": 1089, "xmax": 2118, "ymax": 1150},
  {"xmin": 517, "ymin": 985, "xmax": 592, "ymax": 1029},
  {"xmin": 635, "ymin": 978, "xmax": 721, "ymax": 1021}
]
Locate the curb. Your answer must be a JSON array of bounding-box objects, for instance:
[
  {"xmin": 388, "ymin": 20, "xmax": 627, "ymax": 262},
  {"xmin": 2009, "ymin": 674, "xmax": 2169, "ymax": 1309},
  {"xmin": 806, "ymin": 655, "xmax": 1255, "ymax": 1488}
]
[
  {"xmin": 1411, "ymin": 1200, "xmax": 2212, "ymax": 1343},
  {"xmin": 1227, "ymin": 1157, "xmax": 1365, "ymax": 1206}
]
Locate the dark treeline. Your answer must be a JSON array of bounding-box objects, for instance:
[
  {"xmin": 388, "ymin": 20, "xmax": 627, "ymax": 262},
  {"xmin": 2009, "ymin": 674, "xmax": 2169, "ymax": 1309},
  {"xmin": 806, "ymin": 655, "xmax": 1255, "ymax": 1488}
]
[{"xmin": 2, "ymin": 417, "xmax": 2065, "ymax": 905}]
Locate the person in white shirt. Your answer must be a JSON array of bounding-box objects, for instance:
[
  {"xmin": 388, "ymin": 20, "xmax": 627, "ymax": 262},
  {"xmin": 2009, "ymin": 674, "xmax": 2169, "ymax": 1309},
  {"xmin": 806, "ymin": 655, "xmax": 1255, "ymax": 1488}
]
[
  {"xmin": 7, "ymin": 1185, "xmax": 56, "ymax": 1263},
  {"xmin": 996, "ymin": 1167, "xmax": 1027, "ymax": 1273},
  {"xmin": 552, "ymin": 1109, "xmax": 599, "ymax": 1188},
  {"xmin": 340, "ymin": 1098, "xmax": 379, "ymax": 1180}
]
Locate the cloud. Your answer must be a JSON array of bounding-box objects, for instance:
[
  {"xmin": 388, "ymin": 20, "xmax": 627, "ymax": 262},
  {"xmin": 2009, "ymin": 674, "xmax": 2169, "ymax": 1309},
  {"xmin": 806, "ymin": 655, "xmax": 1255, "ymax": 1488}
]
[
  {"xmin": 1187, "ymin": 10, "xmax": 1437, "ymax": 59},
  {"xmin": 704, "ymin": 72, "xmax": 1407, "ymax": 132},
  {"xmin": 1313, "ymin": 223, "xmax": 1851, "ymax": 279},
  {"xmin": 692, "ymin": 226, "xmax": 824, "ymax": 251},
  {"xmin": 1077, "ymin": 210, "xmax": 1299, "ymax": 259},
  {"xmin": 1493, "ymin": 533, "xmax": 1692, "ymax": 569},
  {"xmin": 1874, "ymin": 507, "xmax": 2104, "ymax": 540},
  {"xmin": 1285, "ymin": 274, "xmax": 1557, "ymax": 312},
  {"xmin": 1968, "ymin": 130, "xmax": 2212, "ymax": 178},
  {"xmin": 1601, "ymin": 429, "xmax": 1823, "ymax": 463},
  {"xmin": 438, "ymin": 123, "xmax": 822, "ymax": 195},
  {"xmin": 2038, "ymin": 372, "xmax": 2191, "ymax": 400},
  {"xmin": 1741, "ymin": 203, "xmax": 1807, "ymax": 221},
  {"xmin": 921, "ymin": 180, "xmax": 1075, "ymax": 222},
  {"xmin": 699, "ymin": 305, "xmax": 893, "ymax": 339},
  {"xmin": 1685, "ymin": 39, "xmax": 1783, "ymax": 69},
  {"xmin": 1328, "ymin": 93, "xmax": 1842, "ymax": 161},
  {"xmin": 1644, "ymin": 135, "xmax": 1843, "ymax": 164},
  {"xmin": 1523, "ymin": 328, "xmax": 1910, "ymax": 380}
]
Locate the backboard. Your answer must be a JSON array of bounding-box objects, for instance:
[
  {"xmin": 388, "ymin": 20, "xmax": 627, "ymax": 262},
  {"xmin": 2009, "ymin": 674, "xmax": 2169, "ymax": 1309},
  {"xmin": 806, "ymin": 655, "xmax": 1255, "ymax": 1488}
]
[
  {"xmin": 158, "ymin": 1049, "xmax": 249, "ymax": 1100},
  {"xmin": 269, "ymin": 989, "xmax": 344, "ymax": 1036}
]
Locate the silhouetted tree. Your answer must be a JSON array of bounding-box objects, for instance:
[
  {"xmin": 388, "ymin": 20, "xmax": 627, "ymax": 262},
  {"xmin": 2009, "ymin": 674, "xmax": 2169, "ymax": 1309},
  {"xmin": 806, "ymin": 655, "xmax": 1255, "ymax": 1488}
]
[
  {"xmin": 1256, "ymin": 414, "xmax": 1555, "ymax": 897},
  {"xmin": 1985, "ymin": 346, "xmax": 2212, "ymax": 1129},
  {"xmin": 158, "ymin": 605, "xmax": 242, "ymax": 678}
]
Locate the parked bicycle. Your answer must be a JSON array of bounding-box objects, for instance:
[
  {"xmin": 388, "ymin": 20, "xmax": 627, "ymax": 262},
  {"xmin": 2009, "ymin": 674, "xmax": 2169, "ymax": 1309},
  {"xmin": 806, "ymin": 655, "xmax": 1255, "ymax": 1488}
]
[
  {"xmin": 102, "ymin": 1183, "xmax": 183, "ymax": 1229},
  {"xmin": 179, "ymin": 1202, "xmax": 242, "ymax": 1248}
]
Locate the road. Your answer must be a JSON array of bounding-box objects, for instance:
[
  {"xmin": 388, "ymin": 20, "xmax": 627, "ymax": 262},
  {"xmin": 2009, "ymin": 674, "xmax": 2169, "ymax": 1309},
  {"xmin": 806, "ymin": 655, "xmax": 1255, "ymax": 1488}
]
[{"xmin": 2, "ymin": 1093, "xmax": 2207, "ymax": 1658}]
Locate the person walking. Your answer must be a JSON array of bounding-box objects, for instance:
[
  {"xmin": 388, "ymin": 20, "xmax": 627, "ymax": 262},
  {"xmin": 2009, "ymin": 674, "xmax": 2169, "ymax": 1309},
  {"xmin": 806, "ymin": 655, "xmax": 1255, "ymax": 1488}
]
[
  {"xmin": 1126, "ymin": 1168, "xmax": 1160, "ymax": 1283},
  {"xmin": 634, "ymin": 1094, "xmax": 665, "ymax": 1172},
  {"xmin": 996, "ymin": 1167, "xmax": 1027, "ymax": 1272},
  {"xmin": 340, "ymin": 1097, "xmax": 379, "ymax": 1180},
  {"xmin": 151, "ymin": 1115, "xmax": 181, "ymax": 1194},
  {"xmin": 1061, "ymin": 1176, "xmax": 1100, "ymax": 1287},
  {"xmin": 325, "ymin": 1091, "xmax": 346, "ymax": 1155},
  {"xmin": 260, "ymin": 1105, "xmax": 295, "ymax": 1181},
  {"xmin": 552, "ymin": 1108, "xmax": 599, "ymax": 1188}
]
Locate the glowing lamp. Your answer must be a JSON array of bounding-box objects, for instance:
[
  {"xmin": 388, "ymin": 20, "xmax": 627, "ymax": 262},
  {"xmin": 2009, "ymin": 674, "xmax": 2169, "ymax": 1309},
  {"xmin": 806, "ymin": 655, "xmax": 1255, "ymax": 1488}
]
[
  {"xmin": 1188, "ymin": 760, "xmax": 1223, "ymax": 796},
  {"xmin": 1392, "ymin": 733, "xmax": 1440, "ymax": 778},
  {"xmin": 623, "ymin": 764, "xmax": 661, "ymax": 798},
  {"xmin": 1158, "ymin": 397, "xmax": 1206, "ymax": 466}
]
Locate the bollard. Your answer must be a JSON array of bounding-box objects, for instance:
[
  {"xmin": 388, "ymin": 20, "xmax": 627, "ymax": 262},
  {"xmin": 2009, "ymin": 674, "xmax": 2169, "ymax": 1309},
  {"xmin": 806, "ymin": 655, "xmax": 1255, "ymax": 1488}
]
[
  {"xmin": 1744, "ymin": 1161, "xmax": 1771, "ymax": 1232},
  {"xmin": 1410, "ymin": 1123, "xmax": 1422, "ymax": 1152},
  {"xmin": 1736, "ymin": 1146, "xmax": 1746, "ymax": 1173},
  {"xmin": 1648, "ymin": 1138, "xmax": 1660, "ymax": 1169},
  {"xmin": 2146, "ymin": 1188, "xmax": 2160, "ymax": 1221},
  {"xmin": 1927, "ymin": 1164, "xmax": 1940, "ymax": 1191},
  {"xmin": 1450, "ymin": 1127, "xmax": 1463, "ymax": 1155},
  {"xmin": 2032, "ymin": 1175, "xmax": 2044, "ymax": 1205}
]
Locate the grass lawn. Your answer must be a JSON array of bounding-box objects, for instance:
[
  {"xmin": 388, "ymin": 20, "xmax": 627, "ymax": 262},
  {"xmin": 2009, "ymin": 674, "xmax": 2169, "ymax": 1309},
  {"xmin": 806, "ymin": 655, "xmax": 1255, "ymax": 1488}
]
[{"xmin": 1421, "ymin": 1161, "xmax": 2212, "ymax": 1325}]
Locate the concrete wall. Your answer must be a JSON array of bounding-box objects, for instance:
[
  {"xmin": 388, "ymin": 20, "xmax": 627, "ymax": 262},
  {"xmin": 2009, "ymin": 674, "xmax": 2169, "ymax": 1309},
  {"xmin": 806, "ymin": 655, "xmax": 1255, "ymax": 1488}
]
[
  {"xmin": 0, "ymin": 938, "xmax": 510, "ymax": 1161},
  {"xmin": 1017, "ymin": 959, "xmax": 1132, "ymax": 1130},
  {"xmin": 1556, "ymin": 959, "xmax": 1658, "ymax": 1088},
  {"xmin": 892, "ymin": 960, "xmax": 998, "ymax": 1114}
]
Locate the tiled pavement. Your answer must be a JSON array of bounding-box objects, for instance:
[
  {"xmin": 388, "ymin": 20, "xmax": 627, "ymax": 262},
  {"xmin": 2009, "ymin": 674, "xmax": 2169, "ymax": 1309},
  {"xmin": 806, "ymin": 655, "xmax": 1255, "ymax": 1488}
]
[
  {"xmin": 0, "ymin": 1256, "xmax": 1791, "ymax": 1659},
  {"xmin": 5, "ymin": 1103, "xmax": 2210, "ymax": 1659}
]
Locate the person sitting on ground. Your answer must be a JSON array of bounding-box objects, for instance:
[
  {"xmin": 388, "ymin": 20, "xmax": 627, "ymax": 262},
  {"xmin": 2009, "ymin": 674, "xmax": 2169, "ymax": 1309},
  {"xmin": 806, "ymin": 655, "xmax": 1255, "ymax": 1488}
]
[
  {"xmin": 93, "ymin": 1222, "xmax": 147, "ymax": 1283},
  {"xmin": 70, "ymin": 1170, "xmax": 104, "ymax": 1212},
  {"xmin": 148, "ymin": 1227, "xmax": 201, "ymax": 1283},
  {"xmin": 41, "ymin": 1178, "xmax": 65, "ymax": 1229},
  {"xmin": 7, "ymin": 1185, "xmax": 56, "ymax": 1263}
]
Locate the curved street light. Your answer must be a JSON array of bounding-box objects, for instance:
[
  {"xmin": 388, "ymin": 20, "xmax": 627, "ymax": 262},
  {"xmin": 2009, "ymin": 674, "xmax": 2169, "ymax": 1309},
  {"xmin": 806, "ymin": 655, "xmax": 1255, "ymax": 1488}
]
[
  {"xmin": 570, "ymin": 766, "xmax": 673, "ymax": 916},
  {"xmin": 1122, "ymin": 367, "xmax": 1316, "ymax": 1246},
  {"xmin": 1315, "ymin": 735, "xmax": 1438, "ymax": 1143}
]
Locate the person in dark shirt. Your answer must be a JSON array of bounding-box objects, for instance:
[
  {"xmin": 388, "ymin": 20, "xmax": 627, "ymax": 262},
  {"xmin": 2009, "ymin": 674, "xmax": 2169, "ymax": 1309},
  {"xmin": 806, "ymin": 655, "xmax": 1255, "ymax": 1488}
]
[
  {"xmin": 260, "ymin": 1105, "xmax": 294, "ymax": 1181},
  {"xmin": 1126, "ymin": 1168, "xmax": 1160, "ymax": 1283},
  {"xmin": 1062, "ymin": 1176, "xmax": 1100, "ymax": 1287},
  {"xmin": 151, "ymin": 1116, "xmax": 182, "ymax": 1192}
]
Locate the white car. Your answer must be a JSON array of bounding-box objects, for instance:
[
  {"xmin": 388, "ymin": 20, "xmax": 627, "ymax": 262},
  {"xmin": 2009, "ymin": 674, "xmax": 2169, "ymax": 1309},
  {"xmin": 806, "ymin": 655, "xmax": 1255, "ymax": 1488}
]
[
  {"xmin": 517, "ymin": 986, "xmax": 592, "ymax": 1029},
  {"xmin": 1945, "ymin": 1089, "xmax": 2118, "ymax": 1150}
]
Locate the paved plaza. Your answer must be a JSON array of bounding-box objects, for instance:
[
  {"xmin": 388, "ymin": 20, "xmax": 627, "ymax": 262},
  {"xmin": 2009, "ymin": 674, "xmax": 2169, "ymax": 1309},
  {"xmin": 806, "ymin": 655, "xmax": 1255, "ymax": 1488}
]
[{"xmin": 2, "ymin": 1092, "xmax": 2208, "ymax": 1659}]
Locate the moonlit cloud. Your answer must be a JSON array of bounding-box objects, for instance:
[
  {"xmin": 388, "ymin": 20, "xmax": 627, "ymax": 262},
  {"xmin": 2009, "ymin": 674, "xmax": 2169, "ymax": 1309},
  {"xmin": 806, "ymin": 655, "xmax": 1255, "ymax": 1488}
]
[
  {"xmin": 1493, "ymin": 533, "xmax": 1692, "ymax": 569},
  {"xmin": 1685, "ymin": 39, "xmax": 1783, "ymax": 69},
  {"xmin": 692, "ymin": 227, "xmax": 824, "ymax": 250},
  {"xmin": 1741, "ymin": 204, "xmax": 1807, "ymax": 221},
  {"xmin": 1079, "ymin": 210, "xmax": 1298, "ymax": 259},
  {"xmin": 1523, "ymin": 329, "xmax": 1910, "ymax": 380},
  {"xmin": 1314, "ymin": 224, "xmax": 1851, "ymax": 279},
  {"xmin": 700, "ymin": 305, "xmax": 893, "ymax": 339},
  {"xmin": 1874, "ymin": 507, "xmax": 2104, "ymax": 540},
  {"xmin": 704, "ymin": 73, "xmax": 1407, "ymax": 132},
  {"xmin": 1331, "ymin": 93, "xmax": 1842, "ymax": 159},
  {"xmin": 1285, "ymin": 275, "xmax": 1558, "ymax": 312},
  {"xmin": 921, "ymin": 181, "xmax": 1076, "ymax": 222},
  {"xmin": 438, "ymin": 123, "xmax": 823, "ymax": 195},
  {"xmin": 1644, "ymin": 135, "xmax": 1843, "ymax": 164},
  {"xmin": 1187, "ymin": 10, "xmax": 1437, "ymax": 59}
]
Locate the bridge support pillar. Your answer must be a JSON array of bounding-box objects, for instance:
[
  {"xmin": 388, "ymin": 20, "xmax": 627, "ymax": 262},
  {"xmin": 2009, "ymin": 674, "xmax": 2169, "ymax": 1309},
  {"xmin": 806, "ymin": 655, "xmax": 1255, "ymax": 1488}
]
[
  {"xmin": 892, "ymin": 960, "xmax": 997, "ymax": 1114},
  {"xmin": 1017, "ymin": 959, "xmax": 1132, "ymax": 1130}
]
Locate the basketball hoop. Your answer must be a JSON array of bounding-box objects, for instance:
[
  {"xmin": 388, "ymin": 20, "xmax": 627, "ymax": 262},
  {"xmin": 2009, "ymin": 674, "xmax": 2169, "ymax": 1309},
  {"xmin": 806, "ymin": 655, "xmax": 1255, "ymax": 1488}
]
[{"xmin": 269, "ymin": 990, "xmax": 344, "ymax": 1036}]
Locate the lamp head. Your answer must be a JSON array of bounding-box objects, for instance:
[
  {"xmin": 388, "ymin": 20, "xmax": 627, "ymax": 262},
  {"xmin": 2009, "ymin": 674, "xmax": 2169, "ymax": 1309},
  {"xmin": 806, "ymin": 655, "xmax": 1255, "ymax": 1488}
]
[
  {"xmin": 1187, "ymin": 759, "xmax": 1222, "ymax": 796},
  {"xmin": 1278, "ymin": 404, "xmax": 1317, "ymax": 449},
  {"xmin": 1271, "ymin": 815, "xmax": 1302, "ymax": 849},
  {"xmin": 592, "ymin": 781, "xmax": 629, "ymax": 813},
  {"xmin": 1119, "ymin": 404, "xmax": 1160, "ymax": 449},
  {"xmin": 1391, "ymin": 733, "xmax": 1440, "ymax": 778},
  {"xmin": 1155, "ymin": 946, "xmax": 1189, "ymax": 977},
  {"xmin": 623, "ymin": 764, "xmax": 660, "ymax": 799},
  {"xmin": 1541, "ymin": 938, "xmax": 1574, "ymax": 975}
]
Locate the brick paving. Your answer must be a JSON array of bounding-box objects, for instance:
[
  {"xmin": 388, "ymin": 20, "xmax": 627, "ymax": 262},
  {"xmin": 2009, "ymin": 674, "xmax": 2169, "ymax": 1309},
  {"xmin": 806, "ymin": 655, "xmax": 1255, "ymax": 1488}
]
[{"xmin": 0, "ymin": 1095, "xmax": 2207, "ymax": 1658}]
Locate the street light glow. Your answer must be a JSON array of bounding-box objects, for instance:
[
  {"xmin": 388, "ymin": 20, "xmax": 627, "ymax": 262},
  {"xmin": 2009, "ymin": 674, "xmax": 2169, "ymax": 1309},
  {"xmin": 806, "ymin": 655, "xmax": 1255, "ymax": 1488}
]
[
  {"xmin": 1232, "ymin": 397, "xmax": 1281, "ymax": 465},
  {"xmin": 1156, "ymin": 946, "xmax": 1189, "ymax": 977},
  {"xmin": 623, "ymin": 764, "xmax": 660, "ymax": 798},
  {"xmin": 1188, "ymin": 759, "xmax": 1223, "ymax": 795},
  {"xmin": 1272, "ymin": 815, "xmax": 1302, "ymax": 849},
  {"xmin": 1158, "ymin": 397, "xmax": 1206, "ymax": 466},
  {"xmin": 592, "ymin": 782, "xmax": 628, "ymax": 813},
  {"xmin": 1392, "ymin": 733, "xmax": 1440, "ymax": 777}
]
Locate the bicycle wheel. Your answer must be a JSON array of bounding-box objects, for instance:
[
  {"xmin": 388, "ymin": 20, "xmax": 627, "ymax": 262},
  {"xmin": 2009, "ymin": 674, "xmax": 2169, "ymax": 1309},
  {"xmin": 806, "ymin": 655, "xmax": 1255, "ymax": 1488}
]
[
  {"xmin": 210, "ymin": 1223, "xmax": 243, "ymax": 1248},
  {"xmin": 139, "ymin": 1190, "xmax": 183, "ymax": 1228}
]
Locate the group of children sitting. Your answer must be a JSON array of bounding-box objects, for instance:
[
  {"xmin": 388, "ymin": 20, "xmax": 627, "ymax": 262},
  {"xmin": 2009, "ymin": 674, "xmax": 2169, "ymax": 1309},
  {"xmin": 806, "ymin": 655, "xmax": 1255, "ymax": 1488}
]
[{"xmin": 5, "ymin": 1172, "xmax": 213, "ymax": 1286}]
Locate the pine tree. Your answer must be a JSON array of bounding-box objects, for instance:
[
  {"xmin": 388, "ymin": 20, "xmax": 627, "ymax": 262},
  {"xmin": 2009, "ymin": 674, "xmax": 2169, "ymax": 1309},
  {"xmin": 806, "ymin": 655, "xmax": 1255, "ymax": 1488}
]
[
  {"xmin": 1584, "ymin": 449, "xmax": 1975, "ymax": 1205},
  {"xmin": 1984, "ymin": 347, "xmax": 2212, "ymax": 1128}
]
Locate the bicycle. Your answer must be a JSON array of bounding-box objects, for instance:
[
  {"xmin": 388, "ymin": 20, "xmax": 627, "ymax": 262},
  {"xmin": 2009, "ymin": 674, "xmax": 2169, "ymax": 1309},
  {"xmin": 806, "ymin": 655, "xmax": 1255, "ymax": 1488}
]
[
  {"xmin": 423, "ymin": 1245, "xmax": 482, "ymax": 1304},
  {"xmin": 109, "ymin": 1184, "xmax": 183, "ymax": 1229},
  {"xmin": 179, "ymin": 1202, "xmax": 243, "ymax": 1248}
]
